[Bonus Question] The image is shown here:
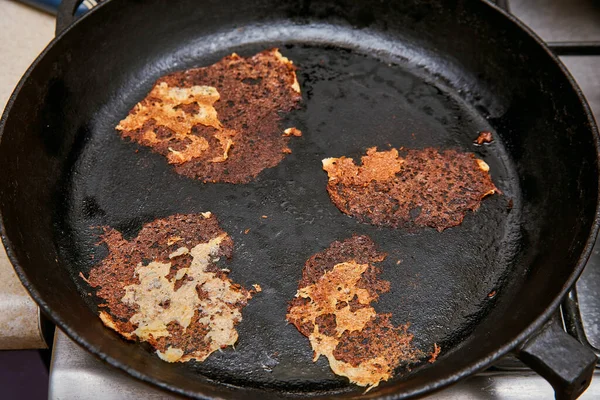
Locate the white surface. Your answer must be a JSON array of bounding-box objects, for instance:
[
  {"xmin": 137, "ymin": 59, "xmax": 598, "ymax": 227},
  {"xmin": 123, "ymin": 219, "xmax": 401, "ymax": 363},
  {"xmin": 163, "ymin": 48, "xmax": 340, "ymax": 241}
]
[{"xmin": 0, "ymin": 1, "xmax": 54, "ymax": 110}]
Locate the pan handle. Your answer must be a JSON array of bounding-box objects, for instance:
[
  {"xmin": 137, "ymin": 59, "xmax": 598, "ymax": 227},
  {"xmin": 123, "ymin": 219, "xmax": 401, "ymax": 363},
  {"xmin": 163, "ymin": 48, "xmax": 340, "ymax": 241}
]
[
  {"xmin": 56, "ymin": 0, "xmax": 104, "ymax": 36},
  {"xmin": 516, "ymin": 314, "xmax": 597, "ymax": 400},
  {"xmin": 56, "ymin": 0, "xmax": 82, "ymax": 36}
]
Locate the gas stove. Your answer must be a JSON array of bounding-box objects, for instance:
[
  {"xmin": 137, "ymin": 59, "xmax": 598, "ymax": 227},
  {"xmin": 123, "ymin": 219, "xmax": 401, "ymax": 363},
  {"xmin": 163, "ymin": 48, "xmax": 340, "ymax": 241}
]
[{"xmin": 1, "ymin": 0, "xmax": 599, "ymax": 399}]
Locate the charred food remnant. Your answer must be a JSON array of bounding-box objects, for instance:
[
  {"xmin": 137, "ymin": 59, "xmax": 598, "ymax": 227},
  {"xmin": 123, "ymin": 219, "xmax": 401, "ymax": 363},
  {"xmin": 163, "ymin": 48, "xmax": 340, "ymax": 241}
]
[
  {"xmin": 429, "ymin": 343, "xmax": 441, "ymax": 363},
  {"xmin": 322, "ymin": 147, "xmax": 498, "ymax": 231},
  {"xmin": 87, "ymin": 213, "xmax": 256, "ymax": 363},
  {"xmin": 286, "ymin": 235, "xmax": 421, "ymax": 389},
  {"xmin": 283, "ymin": 127, "xmax": 302, "ymax": 137},
  {"xmin": 474, "ymin": 131, "xmax": 493, "ymax": 145},
  {"xmin": 116, "ymin": 49, "xmax": 302, "ymax": 183}
]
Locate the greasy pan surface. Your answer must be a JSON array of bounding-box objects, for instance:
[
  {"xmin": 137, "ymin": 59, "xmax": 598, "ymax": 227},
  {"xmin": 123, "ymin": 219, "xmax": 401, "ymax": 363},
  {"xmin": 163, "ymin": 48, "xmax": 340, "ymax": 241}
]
[{"xmin": 1, "ymin": 0, "xmax": 599, "ymax": 398}]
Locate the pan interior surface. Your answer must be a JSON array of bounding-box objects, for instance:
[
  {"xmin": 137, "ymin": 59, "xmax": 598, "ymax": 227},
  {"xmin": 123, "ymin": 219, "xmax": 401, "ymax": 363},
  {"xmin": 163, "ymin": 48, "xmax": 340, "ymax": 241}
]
[
  {"xmin": 1, "ymin": 0, "xmax": 597, "ymax": 398},
  {"xmin": 57, "ymin": 39, "xmax": 519, "ymax": 394}
]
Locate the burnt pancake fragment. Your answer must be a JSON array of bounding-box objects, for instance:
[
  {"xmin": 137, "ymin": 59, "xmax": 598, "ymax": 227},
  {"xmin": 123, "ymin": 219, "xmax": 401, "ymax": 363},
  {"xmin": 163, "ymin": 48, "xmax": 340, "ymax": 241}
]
[
  {"xmin": 322, "ymin": 147, "xmax": 498, "ymax": 231},
  {"xmin": 474, "ymin": 131, "xmax": 493, "ymax": 145},
  {"xmin": 286, "ymin": 235, "xmax": 422, "ymax": 389},
  {"xmin": 116, "ymin": 49, "xmax": 302, "ymax": 183},
  {"xmin": 87, "ymin": 213, "xmax": 256, "ymax": 363}
]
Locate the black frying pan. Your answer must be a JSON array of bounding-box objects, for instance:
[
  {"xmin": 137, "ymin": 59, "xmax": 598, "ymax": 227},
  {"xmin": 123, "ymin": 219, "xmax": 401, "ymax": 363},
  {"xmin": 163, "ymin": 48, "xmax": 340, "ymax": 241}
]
[{"xmin": 1, "ymin": 0, "xmax": 599, "ymax": 399}]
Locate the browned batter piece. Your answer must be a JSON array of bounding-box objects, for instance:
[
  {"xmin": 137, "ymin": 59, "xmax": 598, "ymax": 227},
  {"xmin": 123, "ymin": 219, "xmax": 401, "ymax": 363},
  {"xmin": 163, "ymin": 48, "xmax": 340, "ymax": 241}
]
[
  {"xmin": 287, "ymin": 235, "xmax": 422, "ymax": 389},
  {"xmin": 116, "ymin": 49, "xmax": 302, "ymax": 183},
  {"xmin": 87, "ymin": 213, "xmax": 256, "ymax": 363},
  {"xmin": 474, "ymin": 131, "xmax": 493, "ymax": 145},
  {"xmin": 322, "ymin": 147, "xmax": 498, "ymax": 231}
]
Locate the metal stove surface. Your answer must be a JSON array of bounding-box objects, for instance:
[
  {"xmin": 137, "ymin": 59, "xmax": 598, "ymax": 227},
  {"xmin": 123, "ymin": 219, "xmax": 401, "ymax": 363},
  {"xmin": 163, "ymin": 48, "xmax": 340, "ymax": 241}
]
[
  {"xmin": 49, "ymin": 328, "xmax": 600, "ymax": 399},
  {"xmin": 49, "ymin": 0, "xmax": 600, "ymax": 398}
]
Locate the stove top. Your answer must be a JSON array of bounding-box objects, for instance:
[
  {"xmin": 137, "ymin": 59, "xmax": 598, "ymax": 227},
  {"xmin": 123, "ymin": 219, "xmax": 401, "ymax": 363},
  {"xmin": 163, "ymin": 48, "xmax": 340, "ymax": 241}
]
[
  {"xmin": 44, "ymin": 0, "xmax": 600, "ymax": 398},
  {"xmin": 49, "ymin": 328, "xmax": 600, "ymax": 399}
]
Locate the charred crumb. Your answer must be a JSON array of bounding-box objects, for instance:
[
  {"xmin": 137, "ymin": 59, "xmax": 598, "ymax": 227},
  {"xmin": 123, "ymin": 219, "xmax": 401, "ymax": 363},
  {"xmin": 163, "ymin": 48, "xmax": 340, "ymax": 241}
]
[
  {"xmin": 283, "ymin": 127, "xmax": 302, "ymax": 137},
  {"xmin": 296, "ymin": 235, "xmax": 386, "ymax": 288},
  {"xmin": 474, "ymin": 131, "xmax": 493, "ymax": 145},
  {"xmin": 332, "ymin": 315, "xmax": 419, "ymax": 368},
  {"xmin": 428, "ymin": 343, "xmax": 441, "ymax": 363}
]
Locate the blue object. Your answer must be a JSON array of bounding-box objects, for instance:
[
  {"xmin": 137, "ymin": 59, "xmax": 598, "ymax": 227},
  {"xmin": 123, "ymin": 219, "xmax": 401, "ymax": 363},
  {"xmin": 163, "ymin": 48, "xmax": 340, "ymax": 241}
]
[{"xmin": 16, "ymin": 0, "xmax": 92, "ymax": 16}]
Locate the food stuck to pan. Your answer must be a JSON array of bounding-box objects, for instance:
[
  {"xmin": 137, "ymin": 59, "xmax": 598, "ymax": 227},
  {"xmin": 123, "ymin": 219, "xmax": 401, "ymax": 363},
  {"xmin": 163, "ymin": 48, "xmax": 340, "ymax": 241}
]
[
  {"xmin": 116, "ymin": 49, "xmax": 302, "ymax": 184},
  {"xmin": 88, "ymin": 46, "xmax": 492, "ymax": 383},
  {"xmin": 70, "ymin": 43, "xmax": 514, "ymax": 393},
  {"xmin": 474, "ymin": 131, "xmax": 494, "ymax": 145},
  {"xmin": 85, "ymin": 213, "xmax": 259, "ymax": 363},
  {"xmin": 322, "ymin": 147, "xmax": 498, "ymax": 231},
  {"xmin": 287, "ymin": 235, "xmax": 426, "ymax": 389}
]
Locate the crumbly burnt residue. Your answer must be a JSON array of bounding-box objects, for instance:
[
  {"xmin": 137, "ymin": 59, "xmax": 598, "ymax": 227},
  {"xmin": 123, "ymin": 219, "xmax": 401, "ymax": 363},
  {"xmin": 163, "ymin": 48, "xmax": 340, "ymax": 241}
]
[
  {"xmin": 474, "ymin": 131, "xmax": 493, "ymax": 145},
  {"xmin": 286, "ymin": 235, "xmax": 424, "ymax": 389},
  {"xmin": 116, "ymin": 49, "xmax": 302, "ymax": 183},
  {"xmin": 429, "ymin": 343, "xmax": 441, "ymax": 363},
  {"xmin": 322, "ymin": 147, "xmax": 498, "ymax": 231},
  {"xmin": 87, "ymin": 213, "xmax": 256, "ymax": 363}
]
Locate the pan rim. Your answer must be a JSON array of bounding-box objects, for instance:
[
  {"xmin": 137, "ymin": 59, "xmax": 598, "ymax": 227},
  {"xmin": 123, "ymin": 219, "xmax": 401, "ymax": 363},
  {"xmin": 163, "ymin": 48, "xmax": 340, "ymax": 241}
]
[{"xmin": 1, "ymin": 0, "xmax": 599, "ymax": 398}]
